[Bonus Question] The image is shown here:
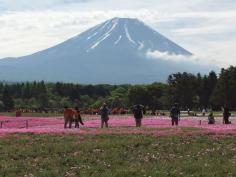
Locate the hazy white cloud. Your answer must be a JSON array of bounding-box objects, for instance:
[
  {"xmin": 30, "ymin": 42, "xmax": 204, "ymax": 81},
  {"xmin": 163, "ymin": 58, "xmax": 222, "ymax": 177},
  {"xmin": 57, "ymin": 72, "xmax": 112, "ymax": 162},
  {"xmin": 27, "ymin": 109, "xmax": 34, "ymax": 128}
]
[
  {"xmin": 173, "ymin": 25, "xmax": 235, "ymax": 35},
  {"xmin": 0, "ymin": 0, "xmax": 235, "ymax": 68},
  {"xmin": 147, "ymin": 50, "xmax": 191, "ymax": 62},
  {"xmin": 146, "ymin": 50, "xmax": 216, "ymax": 66},
  {"xmin": 0, "ymin": 0, "xmax": 91, "ymax": 11}
]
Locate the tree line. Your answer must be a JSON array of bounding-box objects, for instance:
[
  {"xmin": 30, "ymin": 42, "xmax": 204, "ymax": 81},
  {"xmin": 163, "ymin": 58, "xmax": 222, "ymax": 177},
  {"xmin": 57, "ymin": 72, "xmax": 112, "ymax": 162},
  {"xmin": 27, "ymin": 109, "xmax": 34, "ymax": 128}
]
[{"xmin": 0, "ymin": 66, "xmax": 236, "ymax": 111}]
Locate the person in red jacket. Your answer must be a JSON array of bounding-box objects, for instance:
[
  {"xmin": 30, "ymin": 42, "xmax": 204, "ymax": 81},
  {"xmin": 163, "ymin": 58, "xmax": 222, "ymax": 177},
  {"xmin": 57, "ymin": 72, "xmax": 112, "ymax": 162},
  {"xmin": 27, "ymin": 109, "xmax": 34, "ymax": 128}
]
[{"xmin": 64, "ymin": 106, "xmax": 74, "ymax": 129}]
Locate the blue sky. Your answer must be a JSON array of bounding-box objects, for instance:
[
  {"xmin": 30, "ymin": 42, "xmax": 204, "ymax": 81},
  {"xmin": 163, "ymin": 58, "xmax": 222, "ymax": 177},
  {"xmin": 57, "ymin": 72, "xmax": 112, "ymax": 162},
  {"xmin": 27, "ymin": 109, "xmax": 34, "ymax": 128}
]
[{"xmin": 0, "ymin": 0, "xmax": 235, "ymax": 67}]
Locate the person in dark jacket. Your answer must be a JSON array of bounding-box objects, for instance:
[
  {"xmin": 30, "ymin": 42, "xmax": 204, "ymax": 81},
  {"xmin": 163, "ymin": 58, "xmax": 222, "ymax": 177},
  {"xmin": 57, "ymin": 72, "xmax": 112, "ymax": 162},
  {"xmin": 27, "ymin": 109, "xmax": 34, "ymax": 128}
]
[
  {"xmin": 100, "ymin": 103, "xmax": 110, "ymax": 128},
  {"xmin": 208, "ymin": 112, "xmax": 215, "ymax": 124},
  {"xmin": 74, "ymin": 107, "xmax": 84, "ymax": 128},
  {"xmin": 132, "ymin": 104, "xmax": 144, "ymax": 127},
  {"xmin": 223, "ymin": 106, "xmax": 231, "ymax": 124},
  {"xmin": 170, "ymin": 103, "xmax": 180, "ymax": 126}
]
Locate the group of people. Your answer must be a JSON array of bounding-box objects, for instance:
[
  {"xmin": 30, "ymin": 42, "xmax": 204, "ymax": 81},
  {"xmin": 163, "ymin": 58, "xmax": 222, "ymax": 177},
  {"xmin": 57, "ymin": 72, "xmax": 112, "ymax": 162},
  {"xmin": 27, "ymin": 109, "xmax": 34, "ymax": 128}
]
[
  {"xmin": 168, "ymin": 104, "xmax": 233, "ymax": 126},
  {"xmin": 208, "ymin": 107, "xmax": 232, "ymax": 124},
  {"xmin": 99, "ymin": 103, "xmax": 145, "ymax": 128},
  {"xmin": 98, "ymin": 103, "xmax": 145, "ymax": 128},
  {"xmin": 187, "ymin": 106, "xmax": 232, "ymax": 125},
  {"xmin": 63, "ymin": 103, "xmax": 146, "ymax": 129},
  {"xmin": 64, "ymin": 103, "xmax": 180, "ymax": 128},
  {"xmin": 64, "ymin": 103, "xmax": 232, "ymax": 129},
  {"xmin": 195, "ymin": 106, "xmax": 232, "ymax": 125},
  {"xmin": 63, "ymin": 103, "xmax": 112, "ymax": 129},
  {"xmin": 63, "ymin": 106, "xmax": 84, "ymax": 129}
]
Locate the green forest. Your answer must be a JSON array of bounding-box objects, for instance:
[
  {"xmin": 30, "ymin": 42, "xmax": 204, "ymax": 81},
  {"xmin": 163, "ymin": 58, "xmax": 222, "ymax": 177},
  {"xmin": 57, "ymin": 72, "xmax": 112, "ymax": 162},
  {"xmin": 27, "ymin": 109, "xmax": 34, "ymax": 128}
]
[{"xmin": 0, "ymin": 66, "xmax": 236, "ymax": 112}]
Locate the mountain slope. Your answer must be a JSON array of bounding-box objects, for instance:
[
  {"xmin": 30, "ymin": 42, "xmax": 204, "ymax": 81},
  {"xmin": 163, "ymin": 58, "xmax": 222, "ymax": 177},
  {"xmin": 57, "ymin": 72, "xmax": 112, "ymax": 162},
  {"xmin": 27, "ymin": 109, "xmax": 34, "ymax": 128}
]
[{"xmin": 0, "ymin": 17, "xmax": 214, "ymax": 84}]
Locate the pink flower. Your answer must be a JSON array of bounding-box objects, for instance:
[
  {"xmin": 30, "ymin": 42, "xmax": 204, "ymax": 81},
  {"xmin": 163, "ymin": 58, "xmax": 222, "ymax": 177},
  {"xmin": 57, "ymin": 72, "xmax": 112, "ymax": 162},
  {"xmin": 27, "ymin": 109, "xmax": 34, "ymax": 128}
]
[{"xmin": 0, "ymin": 115, "xmax": 235, "ymax": 137}]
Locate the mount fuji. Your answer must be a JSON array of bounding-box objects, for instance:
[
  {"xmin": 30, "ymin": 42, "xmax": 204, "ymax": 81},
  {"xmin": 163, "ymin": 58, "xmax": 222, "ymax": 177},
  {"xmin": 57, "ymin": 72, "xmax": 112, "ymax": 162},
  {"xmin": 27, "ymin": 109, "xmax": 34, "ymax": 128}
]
[{"xmin": 0, "ymin": 17, "xmax": 214, "ymax": 84}]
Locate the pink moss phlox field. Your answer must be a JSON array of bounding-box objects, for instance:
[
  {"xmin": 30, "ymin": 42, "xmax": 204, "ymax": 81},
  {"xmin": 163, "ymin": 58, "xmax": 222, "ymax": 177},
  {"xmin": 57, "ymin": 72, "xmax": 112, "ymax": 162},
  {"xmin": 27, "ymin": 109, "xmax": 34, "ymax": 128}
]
[{"xmin": 0, "ymin": 115, "xmax": 236, "ymax": 136}]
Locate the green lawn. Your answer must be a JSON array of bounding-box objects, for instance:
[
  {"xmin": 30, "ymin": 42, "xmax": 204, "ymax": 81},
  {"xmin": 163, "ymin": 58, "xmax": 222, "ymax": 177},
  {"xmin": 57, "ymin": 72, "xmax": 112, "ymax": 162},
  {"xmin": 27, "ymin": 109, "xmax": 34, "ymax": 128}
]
[{"xmin": 0, "ymin": 134, "xmax": 236, "ymax": 177}]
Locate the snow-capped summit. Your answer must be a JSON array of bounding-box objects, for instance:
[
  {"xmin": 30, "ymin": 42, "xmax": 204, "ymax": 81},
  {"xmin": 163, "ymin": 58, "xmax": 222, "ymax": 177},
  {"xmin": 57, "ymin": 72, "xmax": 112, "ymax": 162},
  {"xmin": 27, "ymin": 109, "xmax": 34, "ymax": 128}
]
[
  {"xmin": 0, "ymin": 17, "xmax": 213, "ymax": 84},
  {"xmin": 51, "ymin": 17, "xmax": 191, "ymax": 55}
]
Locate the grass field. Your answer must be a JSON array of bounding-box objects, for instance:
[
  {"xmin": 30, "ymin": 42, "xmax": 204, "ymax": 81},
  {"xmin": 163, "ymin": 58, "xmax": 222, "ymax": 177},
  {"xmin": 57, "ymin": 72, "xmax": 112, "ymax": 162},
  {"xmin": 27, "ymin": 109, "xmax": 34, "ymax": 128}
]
[{"xmin": 0, "ymin": 134, "xmax": 236, "ymax": 177}]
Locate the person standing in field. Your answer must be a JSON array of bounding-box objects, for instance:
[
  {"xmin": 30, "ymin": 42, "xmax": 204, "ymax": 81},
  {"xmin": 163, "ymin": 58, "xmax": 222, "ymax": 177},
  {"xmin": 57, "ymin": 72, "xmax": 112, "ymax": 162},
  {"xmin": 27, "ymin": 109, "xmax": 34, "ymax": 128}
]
[
  {"xmin": 223, "ymin": 106, "xmax": 231, "ymax": 124},
  {"xmin": 170, "ymin": 103, "xmax": 180, "ymax": 126},
  {"xmin": 64, "ymin": 106, "xmax": 74, "ymax": 129},
  {"xmin": 132, "ymin": 104, "xmax": 144, "ymax": 127},
  {"xmin": 100, "ymin": 103, "xmax": 110, "ymax": 128},
  {"xmin": 74, "ymin": 107, "xmax": 84, "ymax": 128}
]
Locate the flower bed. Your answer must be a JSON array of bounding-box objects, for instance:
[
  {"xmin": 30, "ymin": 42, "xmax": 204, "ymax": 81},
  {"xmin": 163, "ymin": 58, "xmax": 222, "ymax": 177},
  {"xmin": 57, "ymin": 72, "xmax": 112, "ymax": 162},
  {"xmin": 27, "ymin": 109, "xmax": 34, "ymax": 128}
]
[{"xmin": 0, "ymin": 116, "xmax": 236, "ymax": 136}]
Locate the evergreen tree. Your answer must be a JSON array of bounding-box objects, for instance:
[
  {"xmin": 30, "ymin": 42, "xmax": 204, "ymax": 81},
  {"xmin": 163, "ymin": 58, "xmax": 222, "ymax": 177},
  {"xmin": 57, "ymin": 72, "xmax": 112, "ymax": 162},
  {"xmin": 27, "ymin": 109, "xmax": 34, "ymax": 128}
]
[
  {"xmin": 2, "ymin": 86, "xmax": 14, "ymax": 110},
  {"xmin": 128, "ymin": 85, "xmax": 149, "ymax": 106},
  {"xmin": 168, "ymin": 72, "xmax": 199, "ymax": 109},
  {"xmin": 211, "ymin": 67, "xmax": 236, "ymax": 109}
]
